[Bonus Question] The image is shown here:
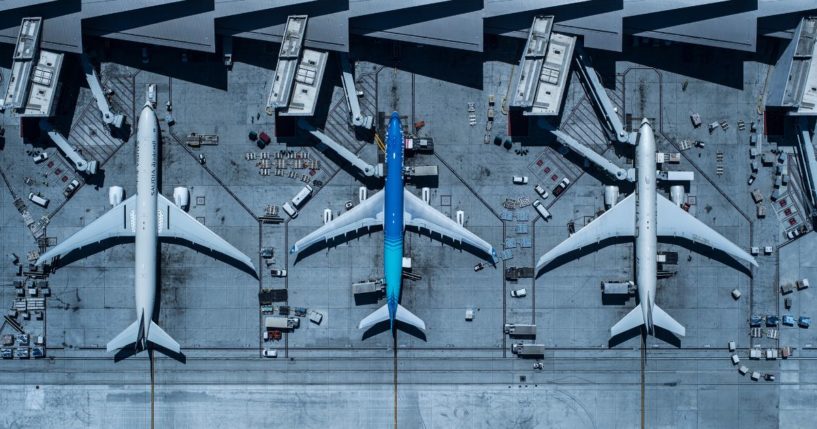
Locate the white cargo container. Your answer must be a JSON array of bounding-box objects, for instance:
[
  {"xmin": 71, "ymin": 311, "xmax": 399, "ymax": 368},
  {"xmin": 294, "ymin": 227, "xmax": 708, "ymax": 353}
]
[
  {"xmin": 511, "ymin": 343, "xmax": 545, "ymax": 357},
  {"xmin": 264, "ymin": 316, "xmax": 299, "ymax": 330}
]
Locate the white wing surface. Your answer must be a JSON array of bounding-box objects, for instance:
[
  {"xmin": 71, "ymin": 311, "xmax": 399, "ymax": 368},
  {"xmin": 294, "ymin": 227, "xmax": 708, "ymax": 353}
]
[
  {"xmin": 289, "ymin": 189, "xmax": 385, "ymax": 255},
  {"xmin": 157, "ymin": 193, "xmax": 256, "ymax": 273},
  {"xmin": 402, "ymin": 189, "xmax": 496, "ymax": 261},
  {"xmin": 36, "ymin": 195, "xmax": 137, "ymax": 265},
  {"xmin": 536, "ymin": 193, "xmax": 636, "ymax": 271},
  {"xmin": 655, "ymin": 194, "xmax": 757, "ymax": 266}
]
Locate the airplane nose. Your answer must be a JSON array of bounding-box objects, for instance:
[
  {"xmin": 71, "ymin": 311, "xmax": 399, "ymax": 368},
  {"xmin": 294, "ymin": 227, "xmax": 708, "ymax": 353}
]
[
  {"xmin": 640, "ymin": 118, "xmax": 650, "ymax": 126},
  {"xmin": 391, "ymin": 112, "xmax": 399, "ymax": 120}
]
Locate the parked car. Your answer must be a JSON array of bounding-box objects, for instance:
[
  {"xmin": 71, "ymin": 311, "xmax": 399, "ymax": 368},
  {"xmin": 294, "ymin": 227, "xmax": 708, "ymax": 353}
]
[
  {"xmin": 63, "ymin": 179, "xmax": 80, "ymax": 197},
  {"xmin": 510, "ymin": 288, "xmax": 527, "ymax": 298},
  {"xmin": 270, "ymin": 269, "xmax": 287, "ymax": 278},
  {"xmin": 512, "ymin": 176, "xmax": 529, "ymax": 185},
  {"xmin": 534, "ymin": 184, "xmax": 549, "ymax": 199},
  {"xmin": 32, "ymin": 152, "xmax": 48, "ymax": 163},
  {"xmin": 552, "ymin": 178, "xmax": 571, "ymax": 197},
  {"xmin": 473, "ymin": 262, "xmax": 486, "ymax": 272},
  {"xmin": 262, "ymin": 349, "xmax": 278, "ymax": 358}
]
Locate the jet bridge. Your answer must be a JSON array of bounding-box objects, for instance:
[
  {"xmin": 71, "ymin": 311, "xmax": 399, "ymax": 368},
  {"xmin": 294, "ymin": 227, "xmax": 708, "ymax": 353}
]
[
  {"xmin": 80, "ymin": 54, "xmax": 124, "ymax": 128},
  {"xmin": 574, "ymin": 46, "xmax": 633, "ymax": 145},
  {"xmin": 298, "ymin": 120, "xmax": 383, "ymax": 177},
  {"xmin": 549, "ymin": 128, "xmax": 634, "ymax": 182},
  {"xmin": 796, "ymin": 117, "xmax": 817, "ymax": 211},
  {"xmin": 39, "ymin": 120, "xmax": 97, "ymax": 174},
  {"xmin": 340, "ymin": 53, "xmax": 372, "ymax": 129}
]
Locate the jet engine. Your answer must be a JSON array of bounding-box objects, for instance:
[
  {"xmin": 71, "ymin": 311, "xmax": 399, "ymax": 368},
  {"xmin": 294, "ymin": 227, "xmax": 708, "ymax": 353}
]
[
  {"xmin": 604, "ymin": 186, "xmax": 620, "ymax": 209},
  {"xmin": 109, "ymin": 186, "xmax": 124, "ymax": 206},
  {"xmin": 670, "ymin": 185, "xmax": 686, "ymax": 206},
  {"xmin": 173, "ymin": 187, "xmax": 190, "ymax": 211}
]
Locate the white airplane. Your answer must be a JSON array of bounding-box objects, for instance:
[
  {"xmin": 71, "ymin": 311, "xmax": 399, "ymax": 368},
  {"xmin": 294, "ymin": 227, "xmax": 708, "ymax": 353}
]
[
  {"xmin": 536, "ymin": 119, "xmax": 757, "ymax": 339},
  {"xmin": 37, "ymin": 103, "xmax": 256, "ymax": 356}
]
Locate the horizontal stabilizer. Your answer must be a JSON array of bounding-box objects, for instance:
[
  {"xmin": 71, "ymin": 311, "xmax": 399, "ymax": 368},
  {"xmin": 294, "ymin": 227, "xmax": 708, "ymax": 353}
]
[
  {"xmin": 357, "ymin": 303, "xmax": 426, "ymax": 332},
  {"xmin": 148, "ymin": 321, "xmax": 181, "ymax": 353},
  {"xmin": 652, "ymin": 304, "xmax": 685, "ymax": 337},
  {"xmin": 358, "ymin": 304, "xmax": 390, "ymax": 331},
  {"xmin": 395, "ymin": 304, "xmax": 426, "ymax": 331},
  {"xmin": 610, "ymin": 304, "xmax": 644, "ymax": 337},
  {"xmin": 106, "ymin": 319, "xmax": 141, "ymax": 352}
]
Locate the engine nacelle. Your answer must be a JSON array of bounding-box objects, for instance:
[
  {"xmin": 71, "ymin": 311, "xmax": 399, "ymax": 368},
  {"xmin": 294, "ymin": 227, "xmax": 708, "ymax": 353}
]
[
  {"xmin": 456, "ymin": 210, "xmax": 465, "ymax": 227},
  {"xmin": 173, "ymin": 187, "xmax": 190, "ymax": 211},
  {"xmin": 604, "ymin": 186, "xmax": 620, "ymax": 209},
  {"xmin": 109, "ymin": 186, "xmax": 124, "ymax": 206},
  {"xmin": 670, "ymin": 185, "xmax": 686, "ymax": 206}
]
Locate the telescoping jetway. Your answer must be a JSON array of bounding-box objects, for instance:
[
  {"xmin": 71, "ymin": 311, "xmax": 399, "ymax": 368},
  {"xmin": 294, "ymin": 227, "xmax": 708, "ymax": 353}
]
[
  {"xmin": 574, "ymin": 46, "xmax": 633, "ymax": 145},
  {"xmin": 80, "ymin": 54, "xmax": 124, "ymax": 128},
  {"xmin": 340, "ymin": 53, "xmax": 373, "ymax": 130},
  {"xmin": 550, "ymin": 128, "xmax": 635, "ymax": 182},
  {"xmin": 796, "ymin": 117, "xmax": 817, "ymax": 212},
  {"xmin": 298, "ymin": 119, "xmax": 383, "ymax": 177},
  {"xmin": 39, "ymin": 120, "xmax": 98, "ymax": 174}
]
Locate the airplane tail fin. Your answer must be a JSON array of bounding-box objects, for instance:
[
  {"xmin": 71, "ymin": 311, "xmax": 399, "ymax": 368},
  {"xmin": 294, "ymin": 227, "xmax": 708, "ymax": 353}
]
[
  {"xmin": 610, "ymin": 304, "xmax": 644, "ymax": 337},
  {"xmin": 147, "ymin": 321, "xmax": 181, "ymax": 353},
  {"xmin": 358, "ymin": 304, "xmax": 426, "ymax": 332},
  {"xmin": 652, "ymin": 304, "xmax": 686, "ymax": 337},
  {"xmin": 610, "ymin": 304, "xmax": 685, "ymax": 337},
  {"xmin": 106, "ymin": 319, "xmax": 142, "ymax": 352},
  {"xmin": 106, "ymin": 317, "xmax": 181, "ymax": 353}
]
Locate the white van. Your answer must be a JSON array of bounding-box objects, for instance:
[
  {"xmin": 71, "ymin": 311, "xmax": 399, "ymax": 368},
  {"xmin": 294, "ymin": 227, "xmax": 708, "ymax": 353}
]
[
  {"xmin": 282, "ymin": 202, "xmax": 298, "ymax": 218},
  {"xmin": 532, "ymin": 200, "xmax": 551, "ymax": 220},
  {"xmin": 28, "ymin": 193, "xmax": 49, "ymax": 208}
]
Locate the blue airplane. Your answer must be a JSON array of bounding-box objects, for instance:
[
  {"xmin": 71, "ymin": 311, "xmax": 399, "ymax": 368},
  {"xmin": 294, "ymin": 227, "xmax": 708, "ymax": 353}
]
[{"xmin": 290, "ymin": 112, "xmax": 496, "ymax": 334}]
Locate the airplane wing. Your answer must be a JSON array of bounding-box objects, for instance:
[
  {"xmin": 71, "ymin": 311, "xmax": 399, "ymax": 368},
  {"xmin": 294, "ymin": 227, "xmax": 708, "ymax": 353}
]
[
  {"xmin": 36, "ymin": 195, "xmax": 138, "ymax": 265},
  {"xmin": 403, "ymin": 189, "xmax": 496, "ymax": 261},
  {"xmin": 656, "ymin": 194, "xmax": 757, "ymax": 267},
  {"xmin": 156, "ymin": 193, "xmax": 256, "ymax": 273},
  {"xmin": 536, "ymin": 193, "xmax": 636, "ymax": 271},
  {"xmin": 289, "ymin": 189, "xmax": 385, "ymax": 255}
]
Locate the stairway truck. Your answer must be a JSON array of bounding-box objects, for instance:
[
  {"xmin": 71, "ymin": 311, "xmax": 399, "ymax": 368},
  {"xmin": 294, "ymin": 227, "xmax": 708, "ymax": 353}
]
[
  {"xmin": 511, "ymin": 343, "xmax": 545, "ymax": 357},
  {"xmin": 504, "ymin": 324, "xmax": 536, "ymax": 337}
]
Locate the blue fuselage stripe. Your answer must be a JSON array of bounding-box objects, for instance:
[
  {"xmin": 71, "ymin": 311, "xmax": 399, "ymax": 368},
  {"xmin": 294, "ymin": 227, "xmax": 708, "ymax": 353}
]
[{"xmin": 384, "ymin": 113, "xmax": 404, "ymax": 322}]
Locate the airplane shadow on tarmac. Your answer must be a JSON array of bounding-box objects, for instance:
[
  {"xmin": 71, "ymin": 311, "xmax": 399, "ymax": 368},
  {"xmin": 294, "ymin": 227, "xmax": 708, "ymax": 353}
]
[
  {"xmin": 608, "ymin": 325, "xmax": 681, "ymax": 348},
  {"xmin": 362, "ymin": 320, "xmax": 427, "ymax": 342},
  {"xmin": 114, "ymin": 343, "xmax": 186, "ymax": 363}
]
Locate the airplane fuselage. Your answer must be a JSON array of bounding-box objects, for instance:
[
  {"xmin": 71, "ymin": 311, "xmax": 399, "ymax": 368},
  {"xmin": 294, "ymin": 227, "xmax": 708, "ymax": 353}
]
[
  {"xmin": 635, "ymin": 120, "xmax": 657, "ymax": 334},
  {"xmin": 134, "ymin": 105, "xmax": 160, "ymax": 343},
  {"xmin": 384, "ymin": 112, "xmax": 404, "ymax": 329}
]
